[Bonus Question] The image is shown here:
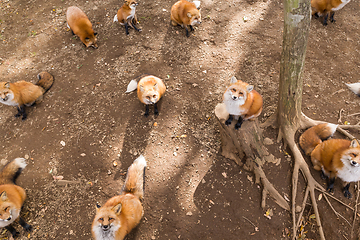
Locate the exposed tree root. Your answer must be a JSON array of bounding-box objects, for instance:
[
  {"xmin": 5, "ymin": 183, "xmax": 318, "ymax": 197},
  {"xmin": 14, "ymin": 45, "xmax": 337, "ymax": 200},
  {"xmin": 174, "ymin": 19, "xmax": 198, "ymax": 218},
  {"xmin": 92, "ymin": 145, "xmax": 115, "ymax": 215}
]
[{"xmin": 351, "ymin": 182, "xmax": 360, "ymax": 239}]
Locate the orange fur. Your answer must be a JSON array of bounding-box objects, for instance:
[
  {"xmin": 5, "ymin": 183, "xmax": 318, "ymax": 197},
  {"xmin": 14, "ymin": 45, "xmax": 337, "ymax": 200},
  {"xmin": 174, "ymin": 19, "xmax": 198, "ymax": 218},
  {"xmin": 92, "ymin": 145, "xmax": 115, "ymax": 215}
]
[
  {"xmin": 0, "ymin": 158, "xmax": 31, "ymax": 236},
  {"xmin": 92, "ymin": 155, "xmax": 146, "ymax": 240},
  {"xmin": 171, "ymin": 0, "xmax": 201, "ymax": 36},
  {"xmin": 114, "ymin": 0, "xmax": 141, "ymax": 35},
  {"xmin": 67, "ymin": 6, "xmax": 98, "ymax": 48},
  {"xmin": 300, "ymin": 124, "xmax": 360, "ymax": 198},
  {"xmin": 137, "ymin": 76, "xmax": 166, "ymax": 105},
  {"xmin": 311, "ymin": 0, "xmax": 351, "ymax": 25}
]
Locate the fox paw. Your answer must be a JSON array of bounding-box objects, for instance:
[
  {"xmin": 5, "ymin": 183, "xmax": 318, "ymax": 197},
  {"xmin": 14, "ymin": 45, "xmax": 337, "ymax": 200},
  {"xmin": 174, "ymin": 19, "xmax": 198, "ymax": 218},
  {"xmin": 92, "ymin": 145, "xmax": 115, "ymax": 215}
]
[
  {"xmin": 23, "ymin": 224, "xmax": 32, "ymax": 232},
  {"xmin": 235, "ymin": 122, "xmax": 242, "ymax": 130},
  {"xmin": 343, "ymin": 190, "xmax": 352, "ymax": 199}
]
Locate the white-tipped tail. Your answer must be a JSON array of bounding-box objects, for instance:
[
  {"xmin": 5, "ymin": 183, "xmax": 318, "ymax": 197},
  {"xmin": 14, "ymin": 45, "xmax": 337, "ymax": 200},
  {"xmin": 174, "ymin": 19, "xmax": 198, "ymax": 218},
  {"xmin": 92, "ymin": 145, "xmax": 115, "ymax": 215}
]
[
  {"xmin": 345, "ymin": 83, "xmax": 360, "ymax": 96},
  {"xmin": 193, "ymin": 0, "xmax": 201, "ymax": 9},
  {"xmin": 14, "ymin": 158, "xmax": 27, "ymax": 170},
  {"xmin": 126, "ymin": 79, "xmax": 139, "ymax": 93},
  {"xmin": 113, "ymin": 14, "xmax": 118, "ymax": 22},
  {"xmin": 134, "ymin": 155, "xmax": 147, "ymax": 167},
  {"xmin": 326, "ymin": 123, "xmax": 338, "ymax": 136}
]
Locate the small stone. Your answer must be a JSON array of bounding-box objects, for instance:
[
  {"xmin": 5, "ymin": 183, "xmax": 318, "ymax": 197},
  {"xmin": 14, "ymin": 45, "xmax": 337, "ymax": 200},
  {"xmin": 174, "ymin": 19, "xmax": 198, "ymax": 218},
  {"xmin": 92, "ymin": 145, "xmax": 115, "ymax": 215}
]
[
  {"xmin": 173, "ymin": 152, "xmax": 177, "ymax": 156},
  {"xmin": 60, "ymin": 141, "xmax": 66, "ymax": 147},
  {"xmin": 295, "ymin": 206, "xmax": 302, "ymax": 213},
  {"xmin": 80, "ymin": 153, "xmax": 86, "ymax": 157},
  {"xmin": 186, "ymin": 211, "xmax": 193, "ymax": 216},
  {"xmin": 24, "ymin": 154, "xmax": 29, "ymax": 160},
  {"xmin": 263, "ymin": 138, "xmax": 274, "ymax": 145}
]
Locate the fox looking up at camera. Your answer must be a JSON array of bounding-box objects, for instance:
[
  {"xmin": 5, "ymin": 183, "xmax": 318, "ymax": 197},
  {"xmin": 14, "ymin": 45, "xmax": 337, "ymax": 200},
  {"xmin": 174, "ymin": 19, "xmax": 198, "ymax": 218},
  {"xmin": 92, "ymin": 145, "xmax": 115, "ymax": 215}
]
[
  {"xmin": 299, "ymin": 123, "xmax": 360, "ymax": 198},
  {"xmin": 0, "ymin": 71, "xmax": 54, "ymax": 120},
  {"xmin": 223, "ymin": 76, "xmax": 263, "ymax": 129},
  {"xmin": 92, "ymin": 155, "xmax": 146, "ymax": 240}
]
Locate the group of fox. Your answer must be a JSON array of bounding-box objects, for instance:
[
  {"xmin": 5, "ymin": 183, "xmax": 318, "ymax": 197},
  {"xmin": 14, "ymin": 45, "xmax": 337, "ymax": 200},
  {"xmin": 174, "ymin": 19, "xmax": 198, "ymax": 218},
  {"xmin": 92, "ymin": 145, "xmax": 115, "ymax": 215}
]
[{"xmin": 0, "ymin": 0, "xmax": 358, "ymax": 239}]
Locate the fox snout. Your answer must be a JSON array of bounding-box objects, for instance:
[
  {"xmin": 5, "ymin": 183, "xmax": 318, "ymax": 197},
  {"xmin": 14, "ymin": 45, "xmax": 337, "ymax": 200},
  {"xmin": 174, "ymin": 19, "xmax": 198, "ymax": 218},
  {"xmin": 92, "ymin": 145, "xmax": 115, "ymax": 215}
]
[
  {"xmin": 350, "ymin": 160, "xmax": 359, "ymax": 167},
  {"xmin": 1, "ymin": 96, "xmax": 8, "ymax": 101},
  {"xmin": 101, "ymin": 224, "xmax": 110, "ymax": 231}
]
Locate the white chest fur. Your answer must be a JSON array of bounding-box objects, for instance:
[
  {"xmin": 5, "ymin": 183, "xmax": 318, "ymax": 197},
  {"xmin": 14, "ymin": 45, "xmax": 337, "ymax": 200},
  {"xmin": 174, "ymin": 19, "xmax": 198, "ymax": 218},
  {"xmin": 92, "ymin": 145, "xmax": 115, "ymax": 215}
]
[
  {"xmin": 0, "ymin": 92, "xmax": 18, "ymax": 106},
  {"xmin": 223, "ymin": 92, "xmax": 246, "ymax": 116},
  {"xmin": 337, "ymin": 157, "xmax": 360, "ymax": 183},
  {"xmin": 127, "ymin": 5, "xmax": 136, "ymax": 20}
]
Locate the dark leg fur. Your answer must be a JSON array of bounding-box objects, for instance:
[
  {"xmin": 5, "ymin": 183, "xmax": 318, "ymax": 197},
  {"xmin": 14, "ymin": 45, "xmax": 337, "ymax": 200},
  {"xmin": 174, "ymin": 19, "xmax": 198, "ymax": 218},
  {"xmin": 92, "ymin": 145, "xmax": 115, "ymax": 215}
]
[
  {"xmin": 327, "ymin": 177, "xmax": 335, "ymax": 193},
  {"xmin": 5, "ymin": 225, "xmax": 19, "ymax": 238},
  {"xmin": 124, "ymin": 22, "xmax": 130, "ymax": 35},
  {"xmin": 314, "ymin": 12, "xmax": 320, "ymax": 19},
  {"xmin": 343, "ymin": 183, "xmax": 352, "ymax": 199},
  {"xmin": 131, "ymin": 21, "xmax": 142, "ymax": 32},
  {"xmin": 154, "ymin": 103, "xmax": 159, "ymax": 116},
  {"xmin": 185, "ymin": 27, "xmax": 189, "ymax": 37},
  {"xmin": 323, "ymin": 13, "xmax": 328, "ymax": 26},
  {"xmin": 144, "ymin": 105, "xmax": 149, "ymax": 117},
  {"xmin": 19, "ymin": 217, "xmax": 32, "ymax": 232},
  {"xmin": 71, "ymin": 30, "xmax": 75, "ymax": 35},
  {"xmin": 15, "ymin": 106, "xmax": 27, "ymax": 120},
  {"xmin": 320, "ymin": 170, "xmax": 327, "ymax": 180},
  {"xmin": 330, "ymin": 12, "xmax": 335, "ymax": 23},
  {"xmin": 225, "ymin": 115, "xmax": 234, "ymax": 126},
  {"xmin": 189, "ymin": 25, "xmax": 194, "ymax": 31},
  {"xmin": 235, "ymin": 117, "xmax": 244, "ymax": 130}
]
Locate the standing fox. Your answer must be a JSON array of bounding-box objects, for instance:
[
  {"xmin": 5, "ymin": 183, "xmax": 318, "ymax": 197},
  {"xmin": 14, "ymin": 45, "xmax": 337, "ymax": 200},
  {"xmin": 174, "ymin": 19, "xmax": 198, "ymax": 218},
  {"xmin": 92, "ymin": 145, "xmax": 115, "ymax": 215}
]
[
  {"xmin": 126, "ymin": 75, "xmax": 166, "ymax": 117},
  {"xmin": 92, "ymin": 155, "xmax": 146, "ymax": 240},
  {"xmin": 114, "ymin": 0, "xmax": 141, "ymax": 35},
  {"xmin": 0, "ymin": 71, "xmax": 54, "ymax": 120},
  {"xmin": 67, "ymin": 6, "xmax": 98, "ymax": 48},
  {"xmin": 311, "ymin": 0, "xmax": 351, "ymax": 25},
  {"xmin": 171, "ymin": 0, "xmax": 201, "ymax": 37},
  {"xmin": 223, "ymin": 76, "xmax": 263, "ymax": 129},
  {"xmin": 0, "ymin": 158, "xmax": 32, "ymax": 238},
  {"xmin": 300, "ymin": 123, "xmax": 360, "ymax": 198}
]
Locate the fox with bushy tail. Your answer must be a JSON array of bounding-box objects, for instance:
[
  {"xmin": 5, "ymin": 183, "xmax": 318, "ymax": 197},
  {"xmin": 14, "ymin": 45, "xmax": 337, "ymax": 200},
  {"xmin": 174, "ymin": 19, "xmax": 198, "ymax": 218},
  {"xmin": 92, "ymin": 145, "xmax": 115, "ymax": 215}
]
[
  {"xmin": 92, "ymin": 155, "xmax": 146, "ymax": 240},
  {"xmin": 0, "ymin": 158, "xmax": 32, "ymax": 237},
  {"xmin": 300, "ymin": 123, "xmax": 360, "ymax": 198}
]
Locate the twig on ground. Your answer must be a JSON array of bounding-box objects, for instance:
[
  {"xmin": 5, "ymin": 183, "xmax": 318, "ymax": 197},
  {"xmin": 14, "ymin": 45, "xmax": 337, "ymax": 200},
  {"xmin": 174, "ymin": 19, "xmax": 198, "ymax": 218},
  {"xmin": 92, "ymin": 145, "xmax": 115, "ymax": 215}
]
[
  {"xmin": 348, "ymin": 112, "xmax": 360, "ymax": 117},
  {"xmin": 351, "ymin": 182, "xmax": 360, "ymax": 239},
  {"xmin": 338, "ymin": 109, "xmax": 344, "ymax": 123},
  {"xmin": 242, "ymin": 216, "xmax": 259, "ymax": 232},
  {"xmin": 323, "ymin": 194, "xmax": 351, "ymax": 226}
]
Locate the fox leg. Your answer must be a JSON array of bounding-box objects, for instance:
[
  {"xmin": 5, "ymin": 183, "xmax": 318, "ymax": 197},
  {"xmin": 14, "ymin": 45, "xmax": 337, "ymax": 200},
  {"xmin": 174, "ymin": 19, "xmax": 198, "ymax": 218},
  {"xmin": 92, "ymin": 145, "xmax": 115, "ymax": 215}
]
[
  {"xmin": 235, "ymin": 117, "xmax": 244, "ymax": 130},
  {"xmin": 320, "ymin": 170, "xmax": 327, "ymax": 180},
  {"xmin": 225, "ymin": 115, "xmax": 234, "ymax": 126},
  {"xmin": 124, "ymin": 22, "xmax": 130, "ymax": 35},
  {"xmin": 323, "ymin": 12, "xmax": 329, "ymax": 26},
  {"xmin": 326, "ymin": 177, "xmax": 335, "ymax": 193},
  {"xmin": 15, "ymin": 105, "xmax": 27, "ymax": 120},
  {"xmin": 154, "ymin": 103, "xmax": 159, "ymax": 116},
  {"xmin": 330, "ymin": 11, "xmax": 335, "ymax": 23},
  {"xmin": 144, "ymin": 105, "xmax": 149, "ymax": 117},
  {"xmin": 130, "ymin": 19, "xmax": 142, "ymax": 32},
  {"xmin": 185, "ymin": 26, "xmax": 190, "ymax": 37},
  {"xmin": 313, "ymin": 12, "xmax": 319, "ymax": 19},
  {"xmin": 19, "ymin": 217, "xmax": 32, "ymax": 232},
  {"xmin": 343, "ymin": 183, "xmax": 352, "ymax": 198},
  {"xmin": 189, "ymin": 25, "xmax": 194, "ymax": 31},
  {"xmin": 5, "ymin": 225, "xmax": 19, "ymax": 237}
]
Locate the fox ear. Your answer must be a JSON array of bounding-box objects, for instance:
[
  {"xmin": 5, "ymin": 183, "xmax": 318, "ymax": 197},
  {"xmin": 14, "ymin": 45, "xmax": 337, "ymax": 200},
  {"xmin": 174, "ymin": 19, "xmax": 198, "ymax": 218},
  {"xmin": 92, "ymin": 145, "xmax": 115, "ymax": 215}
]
[
  {"xmin": 230, "ymin": 76, "xmax": 237, "ymax": 84},
  {"xmin": 246, "ymin": 85, "xmax": 254, "ymax": 92},
  {"xmin": 187, "ymin": 12, "xmax": 192, "ymax": 18},
  {"xmin": 140, "ymin": 85, "xmax": 145, "ymax": 92},
  {"xmin": 95, "ymin": 202, "xmax": 101, "ymax": 211},
  {"xmin": 350, "ymin": 139, "xmax": 359, "ymax": 148},
  {"xmin": 153, "ymin": 82, "xmax": 158, "ymax": 90},
  {"xmin": 0, "ymin": 191, "xmax": 7, "ymax": 201},
  {"xmin": 4, "ymin": 82, "xmax": 10, "ymax": 89},
  {"xmin": 112, "ymin": 203, "xmax": 122, "ymax": 215}
]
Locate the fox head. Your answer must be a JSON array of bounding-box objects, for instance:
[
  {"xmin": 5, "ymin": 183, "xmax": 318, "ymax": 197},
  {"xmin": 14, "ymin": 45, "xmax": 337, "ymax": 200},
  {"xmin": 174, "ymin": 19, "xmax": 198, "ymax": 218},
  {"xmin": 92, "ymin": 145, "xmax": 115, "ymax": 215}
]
[
  {"xmin": 187, "ymin": 8, "xmax": 201, "ymax": 26},
  {"xmin": 125, "ymin": 0, "xmax": 139, "ymax": 8},
  {"xmin": 0, "ymin": 82, "xmax": 15, "ymax": 106},
  {"xmin": 82, "ymin": 32, "xmax": 98, "ymax": 49},
  {"xmin": 0, "ymin": 191, "xmax": 16, "ymax": 223},
  {"xmin": 139, "ymin": 82, "xmax": 161, "ymax": 105},
  {"xmin": 92, "ymin": 203, "xmax": 122, "ymax": 239},
  {"xmin": 224, "ymin": 76, "xmax": 253, "ymax": 105},
  {"xmin": 342, "ymin": 139, "xmax": 360, "ymax": 167}
]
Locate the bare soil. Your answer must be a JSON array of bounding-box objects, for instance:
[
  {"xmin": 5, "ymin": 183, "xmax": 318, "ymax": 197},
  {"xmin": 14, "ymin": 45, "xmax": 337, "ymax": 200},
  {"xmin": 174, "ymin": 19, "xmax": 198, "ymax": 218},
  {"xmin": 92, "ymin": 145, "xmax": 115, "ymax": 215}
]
[{"xmin": 0, "ymin": 0, "xmax": 359, "ymax": 239}]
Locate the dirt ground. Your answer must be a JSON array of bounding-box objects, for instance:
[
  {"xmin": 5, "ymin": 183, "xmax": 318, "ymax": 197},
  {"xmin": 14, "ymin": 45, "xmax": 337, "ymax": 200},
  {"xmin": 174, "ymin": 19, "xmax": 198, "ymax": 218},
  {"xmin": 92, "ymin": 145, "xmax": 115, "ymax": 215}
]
[{"xmin": 0, "ymin": 0, "xmax": 359, "ymax": 239}]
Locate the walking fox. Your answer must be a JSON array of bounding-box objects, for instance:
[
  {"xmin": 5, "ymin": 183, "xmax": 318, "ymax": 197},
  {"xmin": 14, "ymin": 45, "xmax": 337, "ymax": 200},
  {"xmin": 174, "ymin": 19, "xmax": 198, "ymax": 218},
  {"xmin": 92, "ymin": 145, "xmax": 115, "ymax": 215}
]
[
  {"xmin": 0, "ymin": 71, "xmax": 54, "ymax": 120},
  {"xmin": 299, "ymin": 123, "xmax": 360, "ymax": 198},
  {"xmin": 92, "ymin": 155, "xmax": 146, "ymax": 240},
  {"xmin": 0, "ymin": 158, "xmax": 32, "ymax": 237}
]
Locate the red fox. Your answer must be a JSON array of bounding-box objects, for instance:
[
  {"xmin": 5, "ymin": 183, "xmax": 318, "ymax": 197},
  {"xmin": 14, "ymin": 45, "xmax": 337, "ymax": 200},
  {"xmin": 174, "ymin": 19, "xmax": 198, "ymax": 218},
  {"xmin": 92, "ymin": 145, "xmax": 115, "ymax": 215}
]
[
  {"xmin": 345, "ymin": 82, "xmax": 360, "ymax": 97},
  {"xmin": 0, "ymin": 158, "xmax": 32, "ymax": 238},
  {"xmin": 223, "ymin": 76, "xmax": 263, "ymax": 129},
  {"xmin": 126, "ymin": 75, "xmax": 166, "ymax": 117},
  {"xmin": 171, "ymin": 0, "xmax": 201, "ymax": 37},
  {"xmin": 311, "ymin": 0, "xmax": 351, "ymax": 25},
  {"xmin": 66, "ymin": 6, "xmax": 98, "ymax": 48},
  {"xmin": 300, "ymin": 123, "xmax": 360, "ymax": 198},
  {"xmin": 114, "ymin": 0, "xmax": 141, "ymax": 35},
  {"xmin": 92, "ymin": 155, "xmax": 146, "ymax": 240},
  {"xmin": 0, "ymin": 71, "xmax": 54, "ymax": 120}
]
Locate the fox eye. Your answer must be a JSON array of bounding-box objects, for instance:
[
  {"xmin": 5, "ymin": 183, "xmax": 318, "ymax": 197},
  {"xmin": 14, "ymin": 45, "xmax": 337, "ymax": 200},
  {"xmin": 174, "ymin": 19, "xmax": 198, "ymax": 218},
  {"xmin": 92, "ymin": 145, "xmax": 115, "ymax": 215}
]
[
  {"xmin": 108, "ymin": 217, "xmax": 114, "ymax": 221},
  {"xmin": 4, "ymin": 207, "xmax": 8, "ymax": 212},
  {"xmin": 146, "ymin": 96, "xmax": 150, "ymax": 100},
  {"xmin": 99, "ymin": 218, "xmax": 104, "ymax": 221},
  {"xmin": 231, "ymin": 88, "xmax": 236, "ymax": 93},
  {"xmin": 239, "ymin": 92, "xmax": 244, "ymax": 95},
  {"xmin": 153, "ymin": 95, "xmax": 156, "ymax": 98},
  {"xmin": 350, "ymin": 153, "xmax": 357, "ymax": 158}
]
